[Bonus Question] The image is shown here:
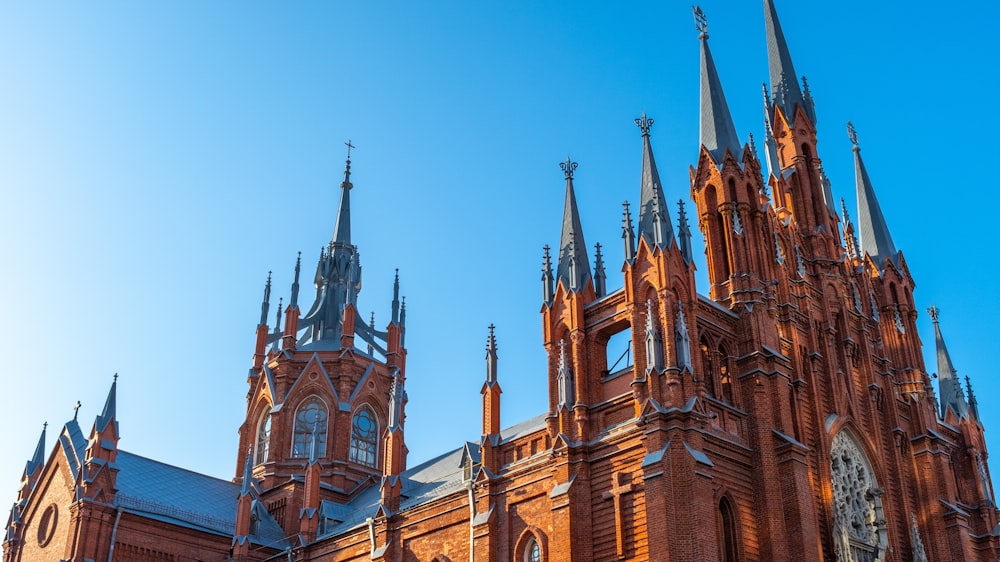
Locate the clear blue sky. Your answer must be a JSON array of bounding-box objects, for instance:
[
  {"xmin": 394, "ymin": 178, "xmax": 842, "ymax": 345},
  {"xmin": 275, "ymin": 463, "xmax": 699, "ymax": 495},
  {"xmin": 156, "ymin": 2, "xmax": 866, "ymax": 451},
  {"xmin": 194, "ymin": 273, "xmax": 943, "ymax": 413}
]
[{"xmin": 2, "ymin": 1, "xmax": 998, "ymax": 514}]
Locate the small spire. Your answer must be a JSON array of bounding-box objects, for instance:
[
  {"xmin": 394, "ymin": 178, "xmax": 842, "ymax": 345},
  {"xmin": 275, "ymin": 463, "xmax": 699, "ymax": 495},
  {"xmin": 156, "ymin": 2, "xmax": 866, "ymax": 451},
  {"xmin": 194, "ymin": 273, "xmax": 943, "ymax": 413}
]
[
  {"xmin": 388, "ymin": 369, "xmax": 404, "ymax": 430},
  {"xmin": 635, "ymin": 115, "xmax": 675, "ymax": 251},
  {"xmin": 644, "ymin": 299, "xmax": 664, "ymax": 374},
  {"xmin": 966, "ymin": 375, "xmax": 982, "ymax": 425},
  {"xmin": 928, "ymin": 306, "xmax": 969, "ymax": 420},
  {"xmin": 274, "ymin": 298, "xmax": 284, "ymax": 332},
  {"xmin": 556, "ymin": 159, "xmax": 592, "ymax": 293},
  {"xmin": 485, "ymin": 324, "xmax": 499, "ymax": 385},
  {"xmin": 391, "ymin": 269, "xmax": 400, "ymax": 324},
  {"xmin": 240, "ymin": 445, "xmax": 254, "ymax": 497},
  {"xmin": 761, "ymin": 98, "xmax": 781, "ymax": 178},
  {"xmin": 677, "ymin": 200, "xmax": 694, "ymax": 265},
  {"xmin": 95, "ymin": 374, "xmax": 118, "ymax": 434},
  {"xmin": 25, "ymin": 422, "xmax": 47, "ymax": 476},
  {"xmin": 368, "ymin": 312, "xmax": 375, "ymax": 355},
  {"xmin": 696, "ymin": 6, "xmax": 743, "ymax": 163},
  {"xmin": 399, "ymin": 297, "xmax": 406, "ymax": 347},
  {"xmin": 259, "ymin": 272, "xmax": 272, "ymax": 326},
  {"xmin": 763, "ymin": 0, "xmax": 811, "ymax": 123},
  {"xmin": 290, "ymin": 252, "xmax": 302, "ymax": 308},
  {"xmin": 621, "ymin": 201, "xmax": 636, "ymax": 263},
  {"xmin": 849, "ymin": 122, "xmax": 899, "ymax": 270},
  {"xmin": 593, "ymin": 243, "xmax": 607, "ymax": 298},
  {"xmin": 541, "ymin": 245, "xmax": 555, "ymax": 304},
  {"xmin": 308, "ymin": 419, "xmax": 320, "ymax": 465},
  {"xmin": 841, "ymin": 198, "xmax": 860, "ymax": 260}
]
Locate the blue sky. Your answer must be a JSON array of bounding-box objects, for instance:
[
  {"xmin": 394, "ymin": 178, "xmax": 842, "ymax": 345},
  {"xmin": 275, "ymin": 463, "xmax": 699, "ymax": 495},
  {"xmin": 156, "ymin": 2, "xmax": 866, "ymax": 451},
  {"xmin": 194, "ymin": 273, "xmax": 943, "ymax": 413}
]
[{"xmin": 2, "ymin": 0, "xmax": 998, "ymax": 514}]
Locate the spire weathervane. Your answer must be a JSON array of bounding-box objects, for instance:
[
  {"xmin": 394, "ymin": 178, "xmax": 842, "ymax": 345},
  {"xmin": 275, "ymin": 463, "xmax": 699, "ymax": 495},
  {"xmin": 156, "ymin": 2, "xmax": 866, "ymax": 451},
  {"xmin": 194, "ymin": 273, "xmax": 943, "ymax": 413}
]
[
  {"xmin": 693, "ymin": 5, "xmax": 708, "ymax": 36},
  {"xmin": 847, "ymin": 121, "xmax": 859, "ymax": 150},
  {"xmin": 635, "ymin": 113, "xmax": 654, "ymax": 135},
  {"xmin": 560, "ymin": 157, "xmax": 578, "ymax": 180}
]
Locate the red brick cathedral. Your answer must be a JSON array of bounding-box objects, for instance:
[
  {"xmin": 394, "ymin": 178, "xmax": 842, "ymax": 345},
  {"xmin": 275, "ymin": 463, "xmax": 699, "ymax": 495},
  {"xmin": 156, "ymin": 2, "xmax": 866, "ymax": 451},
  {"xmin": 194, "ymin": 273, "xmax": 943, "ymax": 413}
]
[{"xmin": 5, "ymin": 2, "xmax": 998, "ymax": 561}]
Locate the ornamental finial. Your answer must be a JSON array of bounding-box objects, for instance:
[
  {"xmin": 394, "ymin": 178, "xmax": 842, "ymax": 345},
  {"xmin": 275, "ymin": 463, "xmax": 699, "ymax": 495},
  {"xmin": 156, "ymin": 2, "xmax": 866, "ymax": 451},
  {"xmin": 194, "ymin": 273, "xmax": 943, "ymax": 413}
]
[
  {"xmin": 847, "ymin": 121, "xmax": 859, "ymax": 150},
  {"xmin": 635, "ymin": 113, "xmax": 654, "ymax": 135},
  {"xmin": 693, "ymin": 6, "xmax": 708, "ymax": 37},
  {"xmin": 345, "ymin": 139, "xmax": 355, "ymax": 160},
  {"xmin": 560, "ymin": 157, "xmax": 578, "ymax": 180},
  {"xmin": 73, "ymin": 400, "xmax": 82, "ymax": 421},
  {"xmin": 927, "ymin": 305, "xmax": 940, "ymax": 323}
]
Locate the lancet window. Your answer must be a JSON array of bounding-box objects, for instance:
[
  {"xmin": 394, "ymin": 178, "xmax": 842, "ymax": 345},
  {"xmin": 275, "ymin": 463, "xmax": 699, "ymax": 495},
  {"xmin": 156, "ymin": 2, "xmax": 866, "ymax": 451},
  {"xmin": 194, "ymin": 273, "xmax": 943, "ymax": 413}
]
[
  {"xmin": 718, "ymin": 497, "xmax": 739, "ymax": 562},
  {"xmin": 830, "ymin": 430, "xmax": 887, "ymax": 562},
  {"xmin": 349, "ymin": 406, "xmax": 378, "ymax": 467},
  {"xmin": 255, "ymin": 411, "xmax": 271, "ymax": 465},
  {"xmin": 291, "ymin": 396, "xmax": 328, "ymax": 458}
]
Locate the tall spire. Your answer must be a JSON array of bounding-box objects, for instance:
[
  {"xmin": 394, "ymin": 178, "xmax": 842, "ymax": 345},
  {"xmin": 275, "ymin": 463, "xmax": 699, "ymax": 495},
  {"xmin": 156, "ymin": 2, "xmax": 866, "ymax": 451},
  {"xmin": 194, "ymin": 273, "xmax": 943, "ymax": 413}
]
[
  {"xmin": 928, "ymin": 306, "xmax": 969, "ymax": 420},
  {"xmin": 695, "ymin": 7, "xmax": 743, "ymax": 163},
  {"xmin": 332, "ymin": 140, "xmax": 355, "ymax": 245},
  {"xmin": 24, "ymin": 423, "xmax": 47, "ymax": 476},
  {"xmin": 635, "ymin": 114, "xmax": 675, "ymax": 251},
  {"xmin": 849, "ymin": 122, "xmax": 899, "ymax": 270},
  {"xmin": 95, "ymin": 374, "xmax": 118, "ymax": 434},
  {"xmin": 556, "ymin": 158, "xmax": 592, "ymax": 292},
  {"xmin": 763, "ymin": 0, "xmax": 813, "ymax": 123},
  {"xmin": 485, "ymin": 324, "xmax": 498, "ymax": 386}
]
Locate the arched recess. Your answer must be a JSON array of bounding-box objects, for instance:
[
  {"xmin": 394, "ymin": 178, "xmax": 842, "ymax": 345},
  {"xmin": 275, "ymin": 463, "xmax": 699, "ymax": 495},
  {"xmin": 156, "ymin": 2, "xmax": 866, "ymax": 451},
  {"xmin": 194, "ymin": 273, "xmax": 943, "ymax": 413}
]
[
  {"xmin": 255, "ymin": 407, "xmax": 272, "ymax": 465},
  {"xmin": 349, "ymin": 404, "xmax": 379, "ymax": 468},
  {"xmin": 291, "ymin": 395, "xmax": 329, "ymax": 459},
  {"xmin": 704, "ymin": 184, "xmax": 731, "ymax": 283},
  {"xmin": 717, "ymin": 342, "xmax": 734, "ymax": 404},
  {"xmin": 514, "ymin": 527, "xmax": 546, "ymax": 562},
  {"xmin": 718, "ymin": 495, "xmax": 741, "ymax": 562},
  {"xmin": 829, "ymin": 429, "xmax": 888, "ymax": 561}
]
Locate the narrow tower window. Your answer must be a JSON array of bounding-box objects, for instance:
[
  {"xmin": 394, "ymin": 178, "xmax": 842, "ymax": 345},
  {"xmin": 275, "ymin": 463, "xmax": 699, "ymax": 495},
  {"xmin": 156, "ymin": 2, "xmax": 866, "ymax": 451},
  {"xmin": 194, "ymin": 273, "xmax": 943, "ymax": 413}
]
[
  {"xmin": 292, "ymin": 396, "xmax": 328, "ymax": 458},
  {"xmin": 349, "ymin": 406, "xmax": 378, "ymax": 467},
  {"xmin": 255, "ymin": 411, "xmax": 271, "ymax": 465},
  {"xmin": 719, "ymin": 497, "xmax": 739, "ymax": 562}
]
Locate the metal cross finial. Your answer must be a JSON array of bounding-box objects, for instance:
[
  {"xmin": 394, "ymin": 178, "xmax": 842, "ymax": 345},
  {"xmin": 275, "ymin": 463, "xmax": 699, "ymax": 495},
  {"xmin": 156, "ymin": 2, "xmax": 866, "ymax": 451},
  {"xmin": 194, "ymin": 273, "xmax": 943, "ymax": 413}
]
[
  {"xmin": 73, "ymin": 401, "xmax": 82, "ymax": 420},
  {"xmin": 635, "ymin": 113, "xmax": 654, "ymax": 135},
  {"xmin": 345, "ymin": 140, "xmax": 355, "ymax": 160},
  {"xmin": 43, "ymin": 421, "xmax": 48, "ymax": 431},
  {"xmin": 113, "ymin": 372, "xmax": 118, "ymax": 382},
  {"xmin": 846, "ymin": 121, "xmax": 859, "ymax": 148},
  {"xmin": 927, "ymin": 305, "xmax": 940, "ymax": 322},
  {"xmin": 560, "ymin": 157, "xmax": 578, "ymax": 180},
  {"xmin": 693, "ymin": 6, "xmax": 708, "ymax": 35}
]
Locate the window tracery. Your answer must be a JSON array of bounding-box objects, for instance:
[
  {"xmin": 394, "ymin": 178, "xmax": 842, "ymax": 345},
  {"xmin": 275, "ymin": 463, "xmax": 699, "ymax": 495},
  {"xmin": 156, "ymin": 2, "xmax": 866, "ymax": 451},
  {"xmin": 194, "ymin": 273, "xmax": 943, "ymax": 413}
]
[
  {"xmin": 292, "ymin": 396, "xmax": 328, "ymax": 458},
  {"xmin": 830, "ymin": 430, "xmax": 887, "ymax": 562},
  {"xmin": 349, "ymin": 406, "xmax": 378, "ymax": 467}
]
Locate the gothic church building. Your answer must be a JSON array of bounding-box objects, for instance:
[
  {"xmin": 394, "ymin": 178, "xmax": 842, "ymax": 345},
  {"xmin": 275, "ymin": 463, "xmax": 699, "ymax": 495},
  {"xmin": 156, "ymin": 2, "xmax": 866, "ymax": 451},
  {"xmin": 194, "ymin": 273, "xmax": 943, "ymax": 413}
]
[{"xmin": 5, "ymin": 2, "xmax": 998, "ymax": 561}]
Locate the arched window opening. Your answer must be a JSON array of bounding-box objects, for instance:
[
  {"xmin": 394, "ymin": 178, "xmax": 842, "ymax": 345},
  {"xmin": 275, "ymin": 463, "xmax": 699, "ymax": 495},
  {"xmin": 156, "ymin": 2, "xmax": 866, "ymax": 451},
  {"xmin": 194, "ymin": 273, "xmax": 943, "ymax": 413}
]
[
  {"xmin": 604, "ymin": 326, "xmax": 633, "ymax": 378},
  {"xmin": 523, "ymin": 536, "xmax": 542, "ymax": 562},
  {"xmin": 349, "ymin": 406, "xmax": 378, "ymax": 467},
  {"xmin": 292, "ymin": 396, "xmax": 328, "ymax": 459},
  {"xmin": 830, "ymin": 430, "xmax": 887, "ymax": 561},
  {"xmin": 700, "ymin": 339, "xmax": 716, "ymax": 397},
  {"xmin": 718, "ymin": 344, "xmax": 733, "ymax": 403},
  {"xmin": 719, "ymin": 497, "xmax": 739, "ymax": 562},
  {"xmin": 255, "ymin": 411, "xmax": 271, "ymax": 465}
]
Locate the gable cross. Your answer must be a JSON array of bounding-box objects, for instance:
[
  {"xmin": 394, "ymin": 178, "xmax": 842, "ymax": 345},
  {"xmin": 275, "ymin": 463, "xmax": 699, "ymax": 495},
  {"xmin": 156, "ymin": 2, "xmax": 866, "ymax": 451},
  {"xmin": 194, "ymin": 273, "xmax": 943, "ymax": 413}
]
[{"xmin": 602, "ymin": 471, "xmax": 634, "ymax": 559}]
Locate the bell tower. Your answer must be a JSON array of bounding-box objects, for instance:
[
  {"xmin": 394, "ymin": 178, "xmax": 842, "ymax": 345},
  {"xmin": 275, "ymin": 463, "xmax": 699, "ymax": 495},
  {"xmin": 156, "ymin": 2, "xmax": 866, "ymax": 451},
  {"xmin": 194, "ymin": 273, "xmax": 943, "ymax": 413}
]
[{"xmin": 234, "ymin": 143, "xmax": 409, "ymax": 536}]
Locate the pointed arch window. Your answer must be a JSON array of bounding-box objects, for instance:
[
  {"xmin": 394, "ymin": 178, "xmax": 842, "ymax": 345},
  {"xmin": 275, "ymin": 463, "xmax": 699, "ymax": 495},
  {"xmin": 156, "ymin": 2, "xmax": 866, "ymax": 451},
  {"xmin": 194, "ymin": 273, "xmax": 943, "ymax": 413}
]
[
  {"xmin": 830, "ymin": 430, "xmax": 888, "ymax": 561},
  {"xmin": 255, "ymin": 411, "xmax": 271, "ymax": 465},
  {"xmin": 292, "ymin": 396, "xmax": 328, "ymax": 458},
  {"xmin": 523, "ymin": 536, "xmax": 542, "ymax": 562},
  {"xmin": 349, "ymin": 406, "xmax": 378, "ymax": 467},
  {"xmin": 718, "ymin": 497, "xmax": 740, "ymax": 562}
]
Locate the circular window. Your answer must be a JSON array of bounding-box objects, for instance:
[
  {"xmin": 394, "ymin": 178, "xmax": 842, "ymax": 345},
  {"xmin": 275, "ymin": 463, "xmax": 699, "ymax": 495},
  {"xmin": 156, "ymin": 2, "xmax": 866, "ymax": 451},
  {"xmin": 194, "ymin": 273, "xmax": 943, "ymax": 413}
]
[{"xmin": 37, "ymin": 503, "xmax": 58, "ymax": 547}]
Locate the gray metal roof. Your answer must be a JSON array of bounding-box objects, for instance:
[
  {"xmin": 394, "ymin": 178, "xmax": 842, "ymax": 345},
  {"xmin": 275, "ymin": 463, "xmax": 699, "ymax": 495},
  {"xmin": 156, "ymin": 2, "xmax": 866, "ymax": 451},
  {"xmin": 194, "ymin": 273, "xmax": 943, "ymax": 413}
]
[
  {"xmin": 763, "ymin": 0, "xmax": 810, "ymax": 123},
  {"xmin": 555, "ymin": 161, "xmax": 591, "ymax": 293},
  {"xmin": 852, "ymin": 139, "xmax": 899, "ymax": 270},
  {"xmin": 94, "ymin": 378, "xmax": 118, "ymax": 435},
  {"xmin": 928, "ymin": 307, "xmax": 969, "ymax": 420},
  {"xmin": 699, "ymin": 32, "xmax": 743, "ymax": 164},
  {"xmin": 635, "ymin": 116, "xmax": 675, "ymax": 251}
]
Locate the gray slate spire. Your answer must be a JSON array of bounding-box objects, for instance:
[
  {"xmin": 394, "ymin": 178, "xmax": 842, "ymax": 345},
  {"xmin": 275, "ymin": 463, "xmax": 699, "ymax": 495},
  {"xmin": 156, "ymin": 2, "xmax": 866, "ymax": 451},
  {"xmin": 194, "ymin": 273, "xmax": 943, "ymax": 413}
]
[
  {"xmin": 696, "ymin": 8, "xmax": 743, "ymax": 163},
  {"xmin": 849, "ymin": 122, "xmax": 899, "ymax": 270},
  {"xmin": 298, "ymin": 145, "xmax": 363, "ymax": 346},
  {"xmin": 556, "ymin": 158, "xmax": 592, "ymax": 293},
  {"xmin": 621, "ymin": 201, "xmax": 636, "ymax": 263},
  {"xmin": 677, "ymin": 200, "xmax": 694, "ymax": 266},
  {"xmin": 485, "ymin": 324, "xmax": 499, "ymax": 386},
  {"xmin": 94, "ymin": 374, "xmax": 118, "ymax": 434},
  {"xmin": 763, "ymin": 0, "xmax": 814, "ymax": 124},
  {"xmin": 928, "ymin": 306, "xmax": 969, "ymax": 420},
  {"xmin": 289, "ymin": 252, "xmax": 302, "ymax": 309},
  {"xmin": 635, "ymin": 115, "xmax": 675, "ymax": 251},
  {"xmin": 24, "ymin": 423, "xmax": 47, "ymax": 476},
  {"xmin": 593, "ymin": 244, "xmax": 607, "ymax": 298},
  {"xmin": 541, "ymin": 245, "xmax": 554, "ymax": 305}
]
